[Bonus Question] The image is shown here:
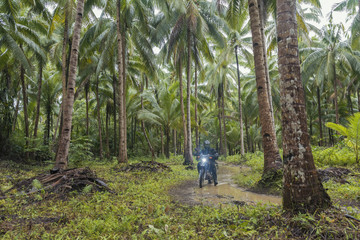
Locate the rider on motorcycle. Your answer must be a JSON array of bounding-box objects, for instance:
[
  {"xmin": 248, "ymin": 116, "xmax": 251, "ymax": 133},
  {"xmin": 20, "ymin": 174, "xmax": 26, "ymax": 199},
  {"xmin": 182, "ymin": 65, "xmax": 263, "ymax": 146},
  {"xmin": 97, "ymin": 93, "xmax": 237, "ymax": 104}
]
[{"xmin": 194, "ymin": 140, "xmax": 218, "ymax": 186}]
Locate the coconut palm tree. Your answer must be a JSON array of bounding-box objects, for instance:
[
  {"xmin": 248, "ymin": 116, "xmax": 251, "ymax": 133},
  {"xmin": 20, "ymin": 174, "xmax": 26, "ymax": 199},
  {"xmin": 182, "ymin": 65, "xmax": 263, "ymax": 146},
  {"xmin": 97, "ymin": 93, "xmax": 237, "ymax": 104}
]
[
  {"xmin": 301, "ymin": 23, "xmax": 360, "ymax": 124},
  {"xmin": 277, "ymin": 0, "xmax": 331, "ymax": 212},
  {"xmin": 157, "ymin": 0, "xmax": 226, "ymax": 164},
  {"xmin": 54, "ymin": 0, "xmax": 85, "ymax": 171},
  {"xmin": 248, "ymin": 0, "xmax": 282, "ymax": 174},
  {"xmin": 138, "ymin": 81, "xmax": 181, "ymax": 158}
]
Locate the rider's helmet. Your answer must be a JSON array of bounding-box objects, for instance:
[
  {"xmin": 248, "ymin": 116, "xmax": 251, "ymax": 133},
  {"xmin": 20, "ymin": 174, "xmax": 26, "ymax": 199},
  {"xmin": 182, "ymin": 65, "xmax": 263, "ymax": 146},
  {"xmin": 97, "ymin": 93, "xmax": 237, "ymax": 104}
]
[{"xmin": 204, "ymin": 140, "xmax": 210, "ymax": 150}]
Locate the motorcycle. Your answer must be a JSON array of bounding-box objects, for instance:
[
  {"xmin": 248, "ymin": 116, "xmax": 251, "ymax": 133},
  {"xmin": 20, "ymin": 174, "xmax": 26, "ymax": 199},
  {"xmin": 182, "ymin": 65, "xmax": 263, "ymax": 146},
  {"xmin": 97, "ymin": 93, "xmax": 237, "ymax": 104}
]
[{"xmin": 198, "ymin": 154, "xmax": 215, "ymax": 188}]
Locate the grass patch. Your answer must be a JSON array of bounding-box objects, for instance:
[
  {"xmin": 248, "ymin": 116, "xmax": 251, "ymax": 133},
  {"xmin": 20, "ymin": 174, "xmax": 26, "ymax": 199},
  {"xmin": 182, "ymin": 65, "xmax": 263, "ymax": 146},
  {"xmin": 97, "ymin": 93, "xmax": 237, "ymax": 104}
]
[{"xmin": 222, "ymin": 152, "xmax": 282, "ymax": 194}]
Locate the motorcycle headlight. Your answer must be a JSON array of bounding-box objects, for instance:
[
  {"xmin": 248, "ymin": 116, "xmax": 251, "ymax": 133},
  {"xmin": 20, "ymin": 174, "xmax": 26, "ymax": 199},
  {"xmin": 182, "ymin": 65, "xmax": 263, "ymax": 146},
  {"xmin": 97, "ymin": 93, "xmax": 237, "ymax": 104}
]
[{"xmin": 201, "ymin": 158, "xmax": 206, "ymax": 163}]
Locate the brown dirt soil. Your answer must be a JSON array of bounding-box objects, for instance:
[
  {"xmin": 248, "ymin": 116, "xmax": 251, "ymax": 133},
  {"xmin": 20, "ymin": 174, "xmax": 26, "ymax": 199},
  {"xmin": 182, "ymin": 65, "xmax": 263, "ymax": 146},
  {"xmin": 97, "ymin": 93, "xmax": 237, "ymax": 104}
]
[{"xmin": 168, "ymin": 180, "xmax": 200, "ymax": 206}]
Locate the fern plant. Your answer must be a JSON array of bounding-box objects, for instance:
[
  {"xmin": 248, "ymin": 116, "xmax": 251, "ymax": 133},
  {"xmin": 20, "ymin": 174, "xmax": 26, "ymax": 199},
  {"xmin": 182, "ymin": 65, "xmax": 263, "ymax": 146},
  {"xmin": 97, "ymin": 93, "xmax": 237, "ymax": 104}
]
[{"xmin": 326, "ymin": 113, "xmax": 360, "ymax": 164}]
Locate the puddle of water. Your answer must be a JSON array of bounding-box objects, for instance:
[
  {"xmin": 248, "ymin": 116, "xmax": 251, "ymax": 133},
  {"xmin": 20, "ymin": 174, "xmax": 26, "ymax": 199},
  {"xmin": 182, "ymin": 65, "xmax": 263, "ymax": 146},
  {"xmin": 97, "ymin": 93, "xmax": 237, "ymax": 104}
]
[{"xmin": 194, "ymin": 164, "xmax": 282, "ymax": 205}]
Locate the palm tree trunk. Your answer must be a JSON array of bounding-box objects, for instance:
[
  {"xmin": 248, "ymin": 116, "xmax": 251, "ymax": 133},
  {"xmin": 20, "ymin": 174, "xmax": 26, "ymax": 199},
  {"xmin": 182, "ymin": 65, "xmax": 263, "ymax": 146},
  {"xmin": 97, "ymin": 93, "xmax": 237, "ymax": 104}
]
[
  {"xmin": 96, "ymin": 79, "xmax": 103, "ymax": 160},
  {"xmin": 117, "ymin": 0, "xmax": 127, "ymax": 163},
  {"xmin": 184, "ymin": 30, "xmax": 193, "ymax": 165},
  {"xmin": 259, "ymin": 1, "xmax": 275, "ymax": 131},
  {"xmin": 54, "ymin": 0, "xmax": 85, "ymax": 171},
  {"xmin": 141, "ymin": 83, "xmax": 155, "ymax": 159},
  {"xmin": 12, "ymin": 91, "xmax": 21, "ymax": 132},
  {"xmin": 179, "ymin": 59, "xmax": 188, "ymax": 157},
  {"xmin": 20, "ymin": 65, "xmax": 29, "ymax": 160},
  {"xmin": 317, "ymin": 87, "xmax": 323, "ymax": 146},
  {"xmin": 113, "ymin": 75, "xmax": 117, "ymax": 155},
  {"xmin": 235, "ymin": 46, "xmax": 245, "ymax": 156},
  {"xmin": 194, "ymin": 61, "xmax": 199, "ymax": 150},
  {"xmin": 173, "ymin": 129, "xmax": 177, "ymax": 156},
  {"xmin": 217, "ymin": 87, "xmax": 223, "ymax": 155},
  {"xmin": 33, "ymin": 62, "xmax": 43, "ymax": 138},
  {"xmin": 277, "ymin": 0, "xmax": 331, "ymax": 212},
  {"xmin": 165, "ymin": 127, "xmax": 170, "ymax": 158},
  {"xmin": 347, "ymin": 90, "xmax": 354, "ymax": 115},
  {"xmin": 245, "ymin": 117, "xmax": 250, "ymax": 153},
  {"xmin": 248, "ymin": 0, "xmax": 282, "ymax": 174},
  {"xmin": 45, "ymin": 105, "xmax": 51, "ymax": 145},
  {"xmin": 61, "ymin": 4, "xmax": 69, "ymax": 103},
  {"xmin": 194, "ymin": 36, "xmax": 199, "ymax": 150},
  {"xmin": 59, "ymin": 7, "xmax": 69, "ymax": 139},
  {"xmin": 333, "ymin": 63, "xmax": 339, "ymax": 124},
  {"xmin": 221, "ymin": 83, "xmax": 227, "ymax": 157},
  {"xmin": 105, "ymin": 105, "xmax": 110, "ymax": 159},
  {"xmin": 122, "ymin": 31, "xmax": 128, "ymax": 160},
  {"xmin": 133, "ymin": 118, "xmax": 137, "ymax": 149},
  {"xmin": 53, "ymin": 108, "xmax": 61, "ymax": 143},
  {"xmin": 85, "ymin": 81, "xmax": 89, "ymax": 135},
  {"xmin": 358, "ymin": 88, "xmax": 360, "ymax": 112},
  {"xmin": 161, "ymin": 128, "xmax": 164, "ymax": 157}
]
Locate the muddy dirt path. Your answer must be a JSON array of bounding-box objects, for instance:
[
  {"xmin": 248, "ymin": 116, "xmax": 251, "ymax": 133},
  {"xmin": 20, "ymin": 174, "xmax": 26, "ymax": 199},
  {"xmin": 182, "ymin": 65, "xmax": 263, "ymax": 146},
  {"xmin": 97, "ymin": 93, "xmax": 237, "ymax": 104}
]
[{"xmin": 170, "ymin": 163, "xmax": 281, "ymax": 206}]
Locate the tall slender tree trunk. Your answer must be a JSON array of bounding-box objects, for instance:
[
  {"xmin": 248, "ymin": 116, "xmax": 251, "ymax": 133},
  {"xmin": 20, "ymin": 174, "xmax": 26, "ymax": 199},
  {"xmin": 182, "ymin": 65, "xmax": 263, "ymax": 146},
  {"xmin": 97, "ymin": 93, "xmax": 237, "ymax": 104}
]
[
  {"xmin": 45, "ymin": 105, "xmax": 51, "ymax": 145},
  {"xmin": 277, "ymin": 0, "xmax": 331, "ymax": 212},
  {"xmin": 245, "ymin": 117, "xmax": 251, "ymax": 153},
  {"xmin": 194, "ymin": 61, "xmax": 199, "ymax": 150},
  {"xmin": 113, "ymin": 75, "xmax": 117, "ymax": 155},
  {"xmin": 133, "ymin": 118, "xmax": 137, "ymax": 149},
  {"xmin": 122, "ymin": 31, "xmax": 128, "ymax": 160},
  {"xmin": 317, "ymin": 87, "xmax": 323, "ymax": 146},
  {"xmin": 248, "ymin": 0, "xmax": 282, "ymax": 174},
  {"xmin": 179, "ymin": 59, "xmax": 188, "ymax": 157},
  {"xmin": 347, "ymin": 90, "xmax": 354, "ymax": 115},
  {"xmin": 259, "ymin": 1, "xmax": 275, "ymax": 131},
  {"xmin": 194, "ymin": 36, "xmax": 199, "ymax": 150},
  {"xmin": 105, "ymin": 105, "xmax": 110, "ymax": 159},
  {"xmin": 221, "ymin": 83, "xmax": 227, "ymax": 157},
  {"xmin": 235, "ymin": 46, "xmax": 245, "ymax": 156},
  {"xmin": 54, "ymin": 0, "xmax": 85, "ymax": 171},
  {"xmin": 217, "ymin": 87, "xmax": 223, "ymax": 155},
  {"xmin": 358, "ymin": 88, "xmax": 360, "ymax": 112},
  {"xmin": 96, "ymin": 79, "xmax": 103, "ymax": 160},
  {"xmin": 117, "ymin": 0, "xmax": 127, "ymax": 163},
  {"xmin": 53, "ymin": 108, "xmax": 61, "ymax": 143},
  {"xmin": 20, "ymin": 65, "xmax": 29, "ymax": 159},
  {"xmin": 173, "ymin": 129, "xmax": 177, "ymax": 156},
  {"xmin": 85, "ymin": 82, "xmax": 89, "ymax": 135},
  {"xmin": 161, "ymin": 128, "xmax": 164, "ymax": 157},
  {"xmin": 33, "ymin": 62, "xmax": 43, "ymax": 138},
  {"xmin": 12, "ymin": 92, "xmax": 21, "ymax": 132},
  {"xmin": 184, "ymin": 31, "xmax": 193, "ymax": 165},
  {"xmin": 164, "ymin": 127, "xmax": 170, "ymax": 158},
  {"xmin": 59, "ymin": 7, "xmax": 69, "ymax": 139},
  {"xmin": 61, "ymin": 5, "xmax": 69, "ymax": 104},
  {"xmin": 333, "ymin": 62, "xmax": 339, "ymax": 124},
  {"xmin": 141, "ymin": 83, "xmax": 155, "ymax": 159}
]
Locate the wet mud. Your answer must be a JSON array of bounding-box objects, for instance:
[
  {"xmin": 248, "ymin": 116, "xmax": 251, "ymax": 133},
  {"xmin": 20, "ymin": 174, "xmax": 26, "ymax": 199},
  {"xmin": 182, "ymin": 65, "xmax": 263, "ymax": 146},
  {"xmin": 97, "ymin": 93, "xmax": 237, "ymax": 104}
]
[{"xmin": 170, "ymin": 163, "xmax": 281, "ymax": 206}]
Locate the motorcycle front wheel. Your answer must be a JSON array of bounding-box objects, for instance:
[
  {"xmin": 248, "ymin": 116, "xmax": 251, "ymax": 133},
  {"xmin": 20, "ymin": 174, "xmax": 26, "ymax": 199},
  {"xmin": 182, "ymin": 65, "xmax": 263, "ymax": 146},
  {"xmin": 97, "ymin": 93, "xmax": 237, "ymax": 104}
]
[{"xmin": 199, "ymin": 169, "xmax": 205, "ymax": 188}]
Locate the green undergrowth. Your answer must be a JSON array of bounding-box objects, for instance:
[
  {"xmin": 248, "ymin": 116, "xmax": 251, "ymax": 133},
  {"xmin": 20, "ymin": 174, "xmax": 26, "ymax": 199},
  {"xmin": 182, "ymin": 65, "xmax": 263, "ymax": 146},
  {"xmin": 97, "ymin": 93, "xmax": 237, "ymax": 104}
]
[
  {"xmin": 312, "ymin": 145, "xmax": 358, "ymax": 167},
  {"xmin": 1, "ymin": 155, "xmax": 360, "ymax": 239},
  {"xmin": 222, "ymin": 152, "xmax": 283, "ymax": 194},
  {"xmin": 223, "ymin": 147, "xmax": 360, "ymax": 203}
]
